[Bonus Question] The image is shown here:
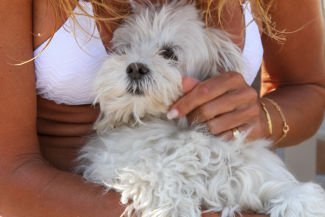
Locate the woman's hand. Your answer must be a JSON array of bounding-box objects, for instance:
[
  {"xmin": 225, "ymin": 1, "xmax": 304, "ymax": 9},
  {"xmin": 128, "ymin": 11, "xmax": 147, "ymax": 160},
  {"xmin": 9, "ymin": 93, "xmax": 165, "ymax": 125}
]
[{"xmin": 167, "ymin": 72, "xmax": 269, "ymax": 141}]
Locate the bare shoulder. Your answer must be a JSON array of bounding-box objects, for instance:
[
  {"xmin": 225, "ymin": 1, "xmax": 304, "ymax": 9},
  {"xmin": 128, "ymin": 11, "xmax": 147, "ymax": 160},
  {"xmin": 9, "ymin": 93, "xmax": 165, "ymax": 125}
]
[
  {"xmin": 261, "ymin": 0, "xmax": 325, "ymax": 95},
  {"xmin": 266, "ymin": 0, "xmax": 323, "ymax": 34},
  {"xmin": 0, "ymin": 0, "xmax": 39, "ymax": 166}
]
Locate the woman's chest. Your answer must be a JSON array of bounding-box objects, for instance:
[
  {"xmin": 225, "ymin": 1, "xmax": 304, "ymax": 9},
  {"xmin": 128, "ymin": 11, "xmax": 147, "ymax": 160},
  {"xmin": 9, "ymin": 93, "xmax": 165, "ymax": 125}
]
[
  {"xmin": 33, "ymin": 0, "xmax": 260, "ymax": 51},
  {"xmin": 32, "ymin": 0, "xmax": 263, "ymax": 106}
]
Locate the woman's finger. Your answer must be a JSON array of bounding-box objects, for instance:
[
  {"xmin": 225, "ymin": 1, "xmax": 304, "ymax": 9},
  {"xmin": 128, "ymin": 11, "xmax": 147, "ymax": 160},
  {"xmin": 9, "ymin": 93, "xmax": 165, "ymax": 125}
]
[
  {"xmin": 218, "ymin": 124, "xmax": 253, "ymax": 141},
  {"xmin": 167, "ymin": 72, "xmax": 246, "ymax": 119},
  {"xmin": 182, "ymin": 77, "xmax": 200, "ymax": 93},
  {"xmin": 202, "ymin": 212, "xmax": 221, "ymax": 217},
  {"xmin": 187, "ymin": 87, "xmax": 257, "ymax": 124},
  {"xmin": 206, "ymin": 103, "xmax": 260, "ymax": 135},
  {"xmin": 219, "ymin": 122, "xmax": 267, "ymax": 141}
]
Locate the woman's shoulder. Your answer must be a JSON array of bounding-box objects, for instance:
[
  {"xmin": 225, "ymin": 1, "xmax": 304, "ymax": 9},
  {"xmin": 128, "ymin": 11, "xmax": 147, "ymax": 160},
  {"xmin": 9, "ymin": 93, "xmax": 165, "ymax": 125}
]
[
  {"xmin": 33, "ymin": 0, "xmax": 72, "ymax": 50},
  {"xmin": 261, "ymin": 0, "xmax": 325, "ymax": 94}
]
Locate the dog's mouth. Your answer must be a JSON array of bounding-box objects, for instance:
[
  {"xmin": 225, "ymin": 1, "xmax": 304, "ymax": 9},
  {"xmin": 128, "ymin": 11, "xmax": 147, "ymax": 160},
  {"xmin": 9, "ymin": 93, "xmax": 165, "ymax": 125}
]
[
  {"xmin": 125, "ymin": 62, "xmax": 152, "ymax": 96},
  {"xmin": 127, "ymin": 83, "xmax": 145, "ymax": 96}
]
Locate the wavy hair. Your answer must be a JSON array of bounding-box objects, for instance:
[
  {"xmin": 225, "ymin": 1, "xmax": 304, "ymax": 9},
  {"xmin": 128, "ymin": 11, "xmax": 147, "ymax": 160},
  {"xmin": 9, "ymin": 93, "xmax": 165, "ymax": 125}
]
[{"xmin": 27, "ymin": 0, "xmax": 282, "ymax": 64}]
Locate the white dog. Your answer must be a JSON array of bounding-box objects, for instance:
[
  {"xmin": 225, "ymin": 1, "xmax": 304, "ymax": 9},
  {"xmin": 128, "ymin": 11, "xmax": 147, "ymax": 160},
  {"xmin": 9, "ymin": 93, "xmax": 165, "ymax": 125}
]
[{"xmin": 76, "ymin": 1, "xmax": 325, "ymax": 216}]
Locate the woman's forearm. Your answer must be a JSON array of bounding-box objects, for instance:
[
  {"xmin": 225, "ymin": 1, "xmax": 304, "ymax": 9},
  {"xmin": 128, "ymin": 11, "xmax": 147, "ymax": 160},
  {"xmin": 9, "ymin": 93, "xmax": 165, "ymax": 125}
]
[
  {"xmin": 0, "ymin": 157, "xmax": 125, "ymax": 217},
  {"xmin": 0, "ymin": 156, "xmax": 272, "ymax": 217},
  {"xmin": 260, "ymin": 83, "xmax": 325, "ymax": 148}
]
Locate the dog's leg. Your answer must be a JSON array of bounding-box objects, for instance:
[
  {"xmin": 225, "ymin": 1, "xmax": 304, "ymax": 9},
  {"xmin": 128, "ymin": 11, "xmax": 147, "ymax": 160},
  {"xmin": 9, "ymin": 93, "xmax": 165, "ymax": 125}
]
[
  {"xmin": 247, "ymin": 146, "xmax": 325, "ymax": 217},
  {"xmin": 261, "ymin": 181, "xmax": 325, "ymax": 217},
  {"xmin": 201, "ymin": 138, "xmax": 325, "ymax": 217},
  {"xmin": 239, "ymin": 146, "xmax": 325, "ymax": 217}
]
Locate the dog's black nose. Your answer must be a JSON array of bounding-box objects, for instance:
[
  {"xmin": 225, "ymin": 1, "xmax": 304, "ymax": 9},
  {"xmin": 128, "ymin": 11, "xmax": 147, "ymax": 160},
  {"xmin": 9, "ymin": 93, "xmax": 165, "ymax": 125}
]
[{"xmin": 126, "ymin": 63, "xmax": 149, "ymax": 80}]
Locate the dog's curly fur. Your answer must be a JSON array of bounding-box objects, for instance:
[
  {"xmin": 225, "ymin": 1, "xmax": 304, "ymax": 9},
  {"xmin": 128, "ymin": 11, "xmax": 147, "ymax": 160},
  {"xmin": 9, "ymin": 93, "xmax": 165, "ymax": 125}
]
[{"xmin": 76, "ymin": 1, "xmax": 325, "ymax": 216}]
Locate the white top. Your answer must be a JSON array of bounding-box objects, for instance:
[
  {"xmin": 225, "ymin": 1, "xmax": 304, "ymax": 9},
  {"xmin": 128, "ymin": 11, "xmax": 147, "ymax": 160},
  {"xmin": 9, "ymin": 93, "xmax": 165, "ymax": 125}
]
[
  {"xmin": 241, "ymin": 1, "xmax": 264, "ymax": 86},
  {"xmin": 33, "ymin": 1, "xmax": 263, "ymax": 105},
  {"xmin": 34, "ymin": 1, "xmax": 107, "ymax": 105}
]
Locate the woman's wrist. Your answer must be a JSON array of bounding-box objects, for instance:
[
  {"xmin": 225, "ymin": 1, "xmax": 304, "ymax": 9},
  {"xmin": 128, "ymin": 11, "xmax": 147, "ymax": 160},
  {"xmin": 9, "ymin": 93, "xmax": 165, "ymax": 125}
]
[
  {"xmin": 258, "ymin": 97, "xmax": 290, "ymax": 147},
  {"xmin": 257, "ymin": 100, "xmax": 273, "ymax": 139},
  {"xmin": 258, "ymin": 98, "xmax": 279, "ymax": 143},
  {"xmin": 263, "ymin": 98, "xmax": 289, "ymax": 145}
]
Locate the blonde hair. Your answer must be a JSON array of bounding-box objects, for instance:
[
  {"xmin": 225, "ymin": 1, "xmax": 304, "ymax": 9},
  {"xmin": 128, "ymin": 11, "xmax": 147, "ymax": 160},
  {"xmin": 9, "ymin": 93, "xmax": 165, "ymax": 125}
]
[
  {"xmin": 199, "ymin": 0, "xmax": 285, "ymax": 42},
  {"xmin": 52, "ymin": 0, "xmax": 283, "ymax": 39},
  {"xmin": 25, "ymin": 0, "xmax": 282, "ymax": 65}
]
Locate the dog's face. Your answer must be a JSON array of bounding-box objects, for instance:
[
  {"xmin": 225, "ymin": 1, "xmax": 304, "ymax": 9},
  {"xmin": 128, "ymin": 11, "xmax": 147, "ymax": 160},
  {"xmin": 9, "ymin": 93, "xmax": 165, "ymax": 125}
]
[{"xmin": 94, "ymin": 0, "xmax": 242, "ymax": 132}]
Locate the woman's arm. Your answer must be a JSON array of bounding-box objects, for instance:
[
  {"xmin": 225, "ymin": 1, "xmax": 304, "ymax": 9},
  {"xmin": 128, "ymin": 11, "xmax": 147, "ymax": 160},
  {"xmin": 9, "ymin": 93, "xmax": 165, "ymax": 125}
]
[
  {"xmin": 260, "ymin": 0, "xmax": 325, "ymax": 147},
  {"xmin": 0, "ymin": 1, "xmax": 125, "ymax": 216},
  {"xmin": 168, "ymin": 0, "xmax": 325, "ymax": 148},
  {"xmin": 171, "ymin": 0, "xmax": 325, "ymax": 216}
]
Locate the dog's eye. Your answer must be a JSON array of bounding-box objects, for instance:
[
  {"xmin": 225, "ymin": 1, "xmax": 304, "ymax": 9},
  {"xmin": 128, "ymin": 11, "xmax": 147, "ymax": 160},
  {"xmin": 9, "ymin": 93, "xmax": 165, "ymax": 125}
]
[{"xmin": 160, "ymin": 49, "xmax": 178, "ymax": 61}]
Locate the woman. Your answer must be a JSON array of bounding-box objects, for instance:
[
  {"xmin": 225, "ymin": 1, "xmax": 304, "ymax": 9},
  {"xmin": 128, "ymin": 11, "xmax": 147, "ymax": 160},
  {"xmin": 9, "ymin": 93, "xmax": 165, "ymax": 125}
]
[{"xmin": 0, "ymin": 0, "xmax": 324, "ymax": 216}]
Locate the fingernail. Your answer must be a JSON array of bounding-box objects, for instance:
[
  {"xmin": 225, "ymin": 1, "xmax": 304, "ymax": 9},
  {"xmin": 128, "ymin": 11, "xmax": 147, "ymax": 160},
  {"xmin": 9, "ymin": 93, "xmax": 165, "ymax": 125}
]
[{"xmin": 167, "ymin": 109, "xmax": 179, "ymax": 119}]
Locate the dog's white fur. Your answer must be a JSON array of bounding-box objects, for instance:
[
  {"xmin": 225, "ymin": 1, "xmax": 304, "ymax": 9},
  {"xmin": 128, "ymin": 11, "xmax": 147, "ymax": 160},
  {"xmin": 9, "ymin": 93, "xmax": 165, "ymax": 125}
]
[{"xmin": 76, "ymin": 1, "xmax": 325, "ymax": 216}]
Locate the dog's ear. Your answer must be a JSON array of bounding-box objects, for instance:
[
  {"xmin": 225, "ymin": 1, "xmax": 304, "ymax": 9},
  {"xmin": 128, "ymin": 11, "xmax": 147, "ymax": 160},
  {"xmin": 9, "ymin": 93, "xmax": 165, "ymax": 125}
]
[
  {"xmin": 202, "ymin": 28, "xmax": 243, "ymax": 79},
  {"xmin": 128, "ymin": 0, "xmax": 154, "ymax": 13},
  {"xmin": 129, "ymin": 0, "xmax": 139, "ymax": 11}
]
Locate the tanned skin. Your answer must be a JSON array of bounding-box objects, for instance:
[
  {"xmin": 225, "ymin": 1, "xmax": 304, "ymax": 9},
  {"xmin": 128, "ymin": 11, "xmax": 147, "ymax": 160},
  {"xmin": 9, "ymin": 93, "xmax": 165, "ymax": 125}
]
[{"xmin": 0, "ymin": 0, "xmax": 324, "ymax": 216}]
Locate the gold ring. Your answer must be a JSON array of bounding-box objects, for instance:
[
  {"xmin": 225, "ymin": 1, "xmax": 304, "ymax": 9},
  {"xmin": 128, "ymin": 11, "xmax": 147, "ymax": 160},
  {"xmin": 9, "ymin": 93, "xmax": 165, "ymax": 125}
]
[{"xmin": 232, "ymin": 128, "xmax": 240, "ymax": 140}]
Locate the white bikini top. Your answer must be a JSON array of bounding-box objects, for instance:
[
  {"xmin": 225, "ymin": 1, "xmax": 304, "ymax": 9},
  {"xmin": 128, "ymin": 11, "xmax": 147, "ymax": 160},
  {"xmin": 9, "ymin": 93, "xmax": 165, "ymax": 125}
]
[{"xmin": 33, "ymin": 1, "xmax": 263, "ymax": 105}]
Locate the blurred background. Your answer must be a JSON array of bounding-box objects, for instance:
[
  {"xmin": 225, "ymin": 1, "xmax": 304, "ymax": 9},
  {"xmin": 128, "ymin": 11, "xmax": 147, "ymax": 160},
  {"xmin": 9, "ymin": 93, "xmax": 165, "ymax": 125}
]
[{"xmin": 250, "ymin": 0, "xmax": 325, "ymax": 188}]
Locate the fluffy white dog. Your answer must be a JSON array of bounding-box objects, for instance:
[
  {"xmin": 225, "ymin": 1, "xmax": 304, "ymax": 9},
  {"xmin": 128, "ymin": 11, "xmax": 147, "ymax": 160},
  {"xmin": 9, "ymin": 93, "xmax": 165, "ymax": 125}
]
[{"xmin": 77, "ymin": 1, "xmax": 325, "ymax": 216}]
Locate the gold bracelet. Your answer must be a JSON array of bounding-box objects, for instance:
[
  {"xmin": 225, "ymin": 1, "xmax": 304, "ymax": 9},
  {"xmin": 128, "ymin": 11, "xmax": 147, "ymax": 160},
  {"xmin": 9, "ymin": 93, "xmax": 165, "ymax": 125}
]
[
  {"xmin": 259, "ymin": 101, "xmax": 272, "ymax": 136},
  {"xmin": 264, "ymin": 98, "xmax": 289, "ymax": 145}
]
